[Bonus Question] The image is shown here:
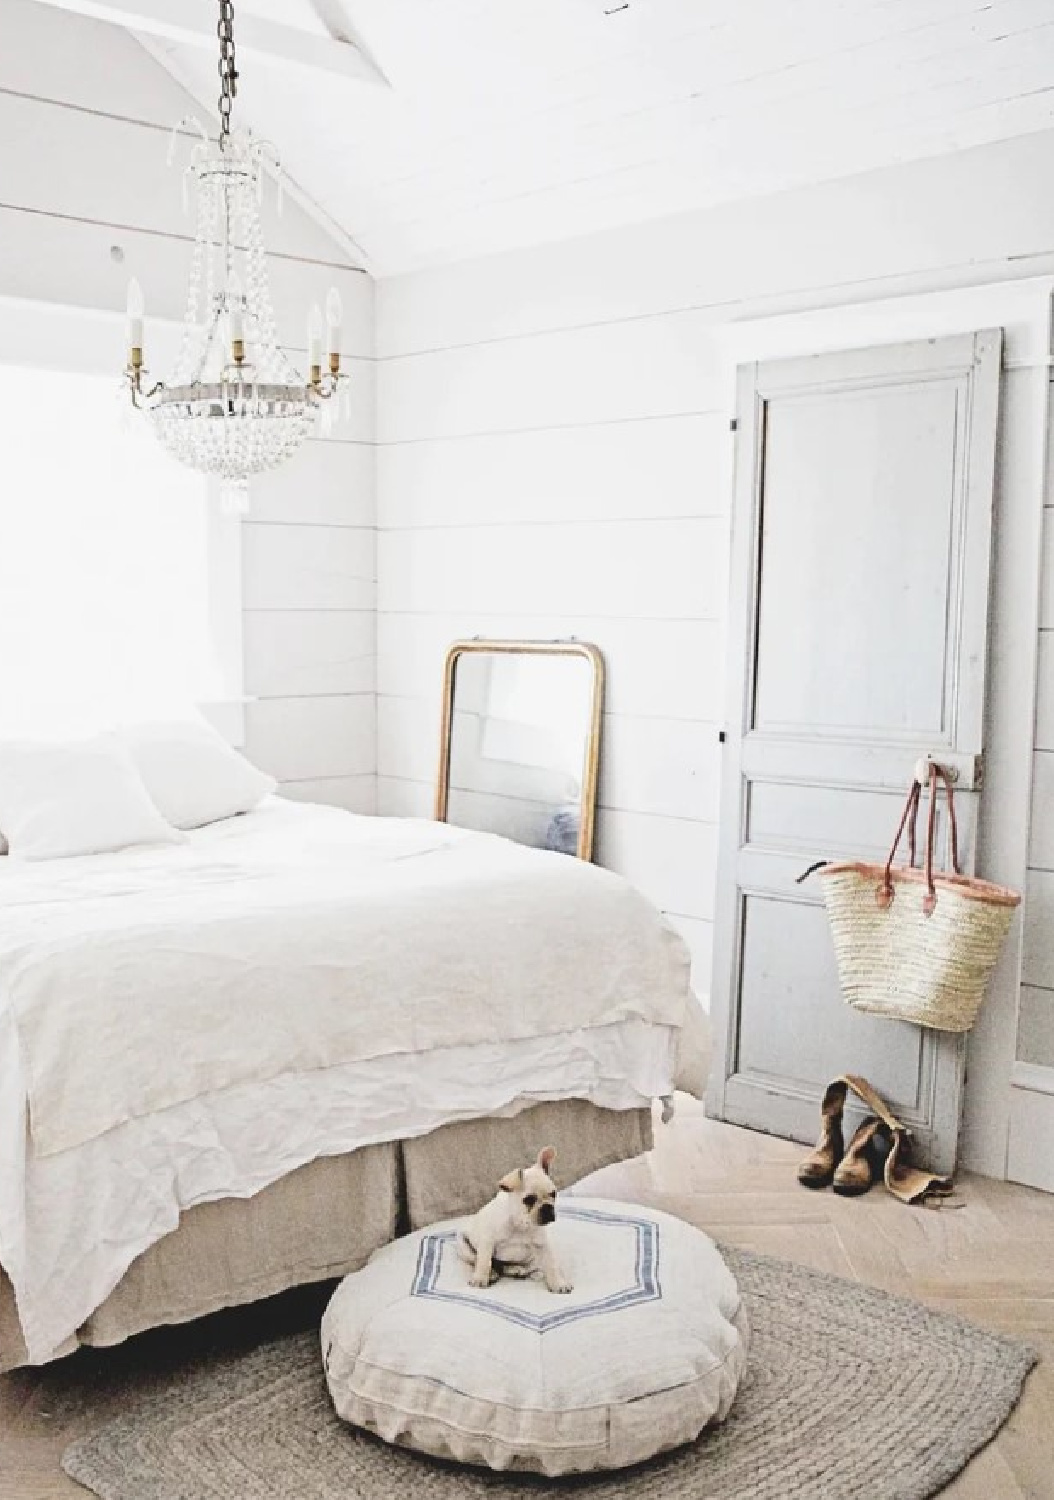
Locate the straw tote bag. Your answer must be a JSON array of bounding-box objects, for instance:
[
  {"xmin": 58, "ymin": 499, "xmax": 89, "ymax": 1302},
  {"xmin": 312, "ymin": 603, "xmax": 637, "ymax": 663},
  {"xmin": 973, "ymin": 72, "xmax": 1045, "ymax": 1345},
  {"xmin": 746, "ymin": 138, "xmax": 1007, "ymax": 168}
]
[{"xmin": 812, "ymin": 762, "xmax": 1020, "ymax": 1033}]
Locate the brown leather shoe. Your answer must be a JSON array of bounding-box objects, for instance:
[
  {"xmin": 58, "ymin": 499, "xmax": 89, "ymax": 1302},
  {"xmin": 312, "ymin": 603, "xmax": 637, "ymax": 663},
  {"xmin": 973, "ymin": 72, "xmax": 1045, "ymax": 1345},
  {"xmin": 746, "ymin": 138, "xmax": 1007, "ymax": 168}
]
[
  {"xmin": 832, "ymin": 1117, "xmax": 892, "ymax": 1197},
  {"xmin": 797, "ymin": 1082, "xmax": 846, "ymax": 1189}
]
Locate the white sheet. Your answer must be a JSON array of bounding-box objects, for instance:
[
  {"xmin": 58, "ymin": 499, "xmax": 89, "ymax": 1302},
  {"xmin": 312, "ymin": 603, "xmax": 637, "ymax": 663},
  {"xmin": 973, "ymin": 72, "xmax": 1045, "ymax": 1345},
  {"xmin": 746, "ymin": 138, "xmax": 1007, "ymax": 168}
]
[
  {"xmin": 0, "ymin": 801, "xmax": 700, "ymax": 1363},
  {"xmin": 4, "ymin": 800, "xmax": 691, "ymax": 1157}
]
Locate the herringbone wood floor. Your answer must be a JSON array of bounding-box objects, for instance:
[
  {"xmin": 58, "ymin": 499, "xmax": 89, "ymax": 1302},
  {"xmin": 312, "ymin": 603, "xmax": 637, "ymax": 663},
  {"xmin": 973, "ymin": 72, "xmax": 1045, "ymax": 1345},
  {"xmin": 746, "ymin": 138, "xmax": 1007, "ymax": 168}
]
[{"xmin": 1, "ymin": 1101, "xmax": 1051, "ymax": 1499}]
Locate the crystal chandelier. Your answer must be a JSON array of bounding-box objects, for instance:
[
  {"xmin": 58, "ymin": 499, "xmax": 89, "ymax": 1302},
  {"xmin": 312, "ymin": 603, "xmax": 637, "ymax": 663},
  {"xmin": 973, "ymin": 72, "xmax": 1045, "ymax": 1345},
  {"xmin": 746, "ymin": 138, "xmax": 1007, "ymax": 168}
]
[{"xmin": 123, "ymin": 0, "xmax": 348, "ymax": 511}]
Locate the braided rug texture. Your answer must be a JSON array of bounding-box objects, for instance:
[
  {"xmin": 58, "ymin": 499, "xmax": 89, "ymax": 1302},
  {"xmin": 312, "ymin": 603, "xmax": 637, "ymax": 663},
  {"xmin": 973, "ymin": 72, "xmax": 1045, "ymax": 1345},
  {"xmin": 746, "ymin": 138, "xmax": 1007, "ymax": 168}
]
[{"xmin": 63, "ymin": 1245, "xmax": 1036, "ymax": 1500}]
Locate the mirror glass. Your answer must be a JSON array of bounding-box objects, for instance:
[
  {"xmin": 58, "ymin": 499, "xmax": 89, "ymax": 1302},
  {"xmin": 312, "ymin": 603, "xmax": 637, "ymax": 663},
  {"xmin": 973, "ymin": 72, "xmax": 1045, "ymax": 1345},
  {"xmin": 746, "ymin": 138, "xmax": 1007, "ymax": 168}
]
[{"xmin": 439, "ymin": 644, "xmax": 602, "ymax": 858}]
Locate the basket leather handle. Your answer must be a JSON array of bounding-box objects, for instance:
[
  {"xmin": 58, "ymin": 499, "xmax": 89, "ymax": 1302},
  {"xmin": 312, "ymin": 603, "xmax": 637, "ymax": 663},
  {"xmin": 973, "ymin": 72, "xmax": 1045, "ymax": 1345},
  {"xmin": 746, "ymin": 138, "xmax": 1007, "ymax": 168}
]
[
  {"xmin": 941, "ymin": 763, "xmax": 961, "ymax": 876},
  {"xmin": 878, "ymin": 761, "xmax": 961, "ymax": 915},
  {"xmin": 921, "ymin": 761, "xmax": 962, "ymax": 913},
  {"xmin": 878, "ymin": 779, "xmax": 921, "ymax": 909}
]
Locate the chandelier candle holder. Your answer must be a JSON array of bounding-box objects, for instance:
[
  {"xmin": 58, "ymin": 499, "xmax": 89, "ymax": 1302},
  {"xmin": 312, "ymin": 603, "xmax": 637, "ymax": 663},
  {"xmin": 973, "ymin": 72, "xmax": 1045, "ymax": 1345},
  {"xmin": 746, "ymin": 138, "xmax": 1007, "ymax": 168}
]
[{"xmin": 123, "ymin": 0, "xmax": 350, "ymax": 511}]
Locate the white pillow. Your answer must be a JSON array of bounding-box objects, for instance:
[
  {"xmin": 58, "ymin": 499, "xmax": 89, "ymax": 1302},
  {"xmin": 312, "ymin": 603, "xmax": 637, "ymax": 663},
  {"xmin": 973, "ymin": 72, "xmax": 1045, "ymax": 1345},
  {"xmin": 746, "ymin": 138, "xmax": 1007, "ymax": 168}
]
[
  {"xmin": 118, "ymin": 719, "xmax": 276, "ymax": 830},
  {"xmin": 0, "ymin": 736, "xmax": 183, "ymax": 860}
]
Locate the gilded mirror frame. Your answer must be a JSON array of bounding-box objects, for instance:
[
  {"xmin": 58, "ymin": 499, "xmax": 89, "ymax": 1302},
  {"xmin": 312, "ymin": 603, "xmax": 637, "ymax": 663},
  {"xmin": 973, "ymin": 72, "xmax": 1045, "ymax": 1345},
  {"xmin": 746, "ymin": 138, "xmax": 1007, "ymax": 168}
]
[{"xmin": 435, "ymin": 639, "xmax": 605, "ymax": 861}]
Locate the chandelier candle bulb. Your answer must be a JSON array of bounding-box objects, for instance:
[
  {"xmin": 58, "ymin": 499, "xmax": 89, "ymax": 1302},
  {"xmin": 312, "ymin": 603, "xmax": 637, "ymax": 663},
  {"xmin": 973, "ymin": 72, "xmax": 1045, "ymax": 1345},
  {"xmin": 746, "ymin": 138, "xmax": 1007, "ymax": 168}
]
[
  {"xmin": 308, "ymin": 303, "xmax": 325, "ymax": 381},
  {"xmin": 125, "ymin": 277, "xmax": 144, "ymax": 356},
  {"xmin": 326, "ymin": 287, "xmax": 343, "ymax": 357},
  {"xmin": 228, "ymin": 272, "xmax": 245, "ymax": 351}
]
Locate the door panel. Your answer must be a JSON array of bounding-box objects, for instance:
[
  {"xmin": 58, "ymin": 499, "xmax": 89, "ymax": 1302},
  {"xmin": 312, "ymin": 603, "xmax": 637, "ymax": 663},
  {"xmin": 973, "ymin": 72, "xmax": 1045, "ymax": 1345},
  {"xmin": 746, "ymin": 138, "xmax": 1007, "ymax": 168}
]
[
  {"xmin": 736, "ymin": 896, "xmax": 923, "ymax": 1095},
  {"xmin": 747, "ymin": 783, "xmax": 926, "ymax": 857},
  {"xmin": 754, "ymin": 383, "xmax": 961, "ymax": 737},
  {"xmin": 708, "ymin": 331, "xmax": 1002, "ymax": 1175}
]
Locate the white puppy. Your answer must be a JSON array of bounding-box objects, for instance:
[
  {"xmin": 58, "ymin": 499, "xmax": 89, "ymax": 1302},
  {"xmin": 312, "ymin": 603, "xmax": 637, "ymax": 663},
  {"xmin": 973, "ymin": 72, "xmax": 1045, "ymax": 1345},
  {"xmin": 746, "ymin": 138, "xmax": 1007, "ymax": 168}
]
[{"xmin": 457, "ymin": 1147, "xmax": 573, "ymax": 1294}]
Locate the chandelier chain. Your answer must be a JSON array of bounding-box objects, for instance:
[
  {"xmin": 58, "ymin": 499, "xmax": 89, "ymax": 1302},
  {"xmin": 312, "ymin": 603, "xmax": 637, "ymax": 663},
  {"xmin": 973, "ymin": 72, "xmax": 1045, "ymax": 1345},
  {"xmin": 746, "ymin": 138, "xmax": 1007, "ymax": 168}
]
[{"xmin": 217, "ymin": 0, "xmax": 237, "ymax": 144}]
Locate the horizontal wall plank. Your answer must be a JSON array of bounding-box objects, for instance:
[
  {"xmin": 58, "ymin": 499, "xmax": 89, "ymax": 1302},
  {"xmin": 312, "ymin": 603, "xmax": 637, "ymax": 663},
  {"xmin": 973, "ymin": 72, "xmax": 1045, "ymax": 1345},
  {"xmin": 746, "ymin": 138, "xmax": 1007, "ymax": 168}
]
[
  {"xmin": 376, "ymin": 311, "xmax": 724, "ymax": 443},
  {"xmin": 376, "ymin": 612, "xmax": 724, "ymax": 722},
  {"xmin": 250, "ymin": 440, "xmax": 375, "ymax": 527},
  {"xmin": 1029, "ymin": 751, "xmax": 1054, "ymax": 869},
  {"xmin": 1035, "ymin": 632, "xmax": 1054, "ymax": 750},
  {"xmin": 1016, "ymin": 984, "xmax": 1054, "ymax": 1068},
  {"xmin": 1022, "ymin": 868, "xmax": 1054, "ymax": 990},
  {"xmin": 377, "ymin": 519, "xmax": 724, "ymax": 619},
  {"xmin": 377, "ymin": 413, "xmax": 726, "ymax": 529},
  {"xmin": 1040, "ymin": 510, "xmax": 1054, "ymax": 628},
  {"xmin": 598, "ymin": 716, "xmax": 720, "ymax": 823},
  {"xmin": 278, "ymin": 775, "xmax": 377, "ymax": 816},
  {"xmin": 376, "ymin": 696, "xmax": 440, "ymax": 785},
  {"xmin": 663, "ymin": 913, "xmax": 714, "ymax": 1007},
  {"xmin": 243, "ymin": 524, "xmax": 375, "ymax": 612},
  {"xmin": 266, "ymin": 261, "xmax": 374, "ymax": 353},
  {"xmin": 377, "ymin": 775, "xmax": 433, "ymax": 819},
  {"xmin": 244, "ymin": 694, "xmax": 375, "ymax": 782},
  {"xmin": 244, "ymin": 610, "xmax": 375, "ymax": 699},
  {"xmin": 595, "ymin": 807, "xmax": 717, "ymax": 922}
]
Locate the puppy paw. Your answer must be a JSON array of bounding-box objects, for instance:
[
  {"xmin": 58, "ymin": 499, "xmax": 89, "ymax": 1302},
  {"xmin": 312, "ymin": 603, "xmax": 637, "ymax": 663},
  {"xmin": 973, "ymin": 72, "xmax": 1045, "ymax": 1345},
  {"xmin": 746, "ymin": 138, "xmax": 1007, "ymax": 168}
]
[
  {"xmin": 468, "ymin": 1270, "xmax": 497, "ymax": 1289},
  {"xmin": 547, "ymin": 1278, "xmax": 574, "ymax": 1295}
]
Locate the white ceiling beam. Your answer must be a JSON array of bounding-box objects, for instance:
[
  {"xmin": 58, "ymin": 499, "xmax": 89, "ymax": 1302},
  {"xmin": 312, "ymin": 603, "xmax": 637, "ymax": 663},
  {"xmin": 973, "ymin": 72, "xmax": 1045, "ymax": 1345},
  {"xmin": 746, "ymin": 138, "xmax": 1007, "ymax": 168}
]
[
  {"xmin": 24, "ymin": 0, "xmax": 391, "ymax": 85},
  {"xmin": 307, "ymin": 0, "xmax": 389, "ymax": 85}
]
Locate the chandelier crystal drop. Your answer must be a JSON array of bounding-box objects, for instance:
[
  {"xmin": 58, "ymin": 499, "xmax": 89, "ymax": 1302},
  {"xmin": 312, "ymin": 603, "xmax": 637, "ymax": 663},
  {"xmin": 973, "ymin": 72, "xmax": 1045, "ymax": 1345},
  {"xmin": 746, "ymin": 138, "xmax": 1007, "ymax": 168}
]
[{"xmin": 123, "ymin": 0, "xmax": 348, "ymax": 511}]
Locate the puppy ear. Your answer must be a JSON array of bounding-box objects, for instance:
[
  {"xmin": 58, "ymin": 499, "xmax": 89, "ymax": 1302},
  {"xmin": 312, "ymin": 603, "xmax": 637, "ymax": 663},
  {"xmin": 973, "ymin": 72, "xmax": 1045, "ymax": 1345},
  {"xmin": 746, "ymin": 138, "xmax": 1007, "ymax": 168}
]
[
  {"xmin": 537, "ymin": 1147, "xmax": 556, "ymax": 1172},
  {"xmin": 498, "ymin": 1168, "xmax": 523, "ymax": 1193}
]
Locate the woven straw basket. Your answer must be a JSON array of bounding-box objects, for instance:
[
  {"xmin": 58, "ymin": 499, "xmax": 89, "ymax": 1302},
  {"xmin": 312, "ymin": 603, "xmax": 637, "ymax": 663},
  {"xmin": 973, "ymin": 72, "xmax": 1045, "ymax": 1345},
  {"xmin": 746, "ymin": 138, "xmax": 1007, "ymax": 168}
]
[{"xmin": 816, "ymin": 763, "xmax": 1019, "ymax": 1034}]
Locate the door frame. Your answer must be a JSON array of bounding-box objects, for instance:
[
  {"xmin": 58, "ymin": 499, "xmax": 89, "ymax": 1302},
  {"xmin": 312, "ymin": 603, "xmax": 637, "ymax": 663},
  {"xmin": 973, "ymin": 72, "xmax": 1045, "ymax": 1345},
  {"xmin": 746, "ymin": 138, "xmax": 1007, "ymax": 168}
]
[{"xmin": 710, "ymin": 277, "xmax": 1053, "ymax": 1180}]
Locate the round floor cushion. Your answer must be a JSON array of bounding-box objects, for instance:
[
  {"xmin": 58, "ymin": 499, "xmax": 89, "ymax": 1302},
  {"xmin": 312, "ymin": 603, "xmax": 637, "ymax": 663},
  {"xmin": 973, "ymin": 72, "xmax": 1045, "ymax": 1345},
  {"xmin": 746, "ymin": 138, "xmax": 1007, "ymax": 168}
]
[{"xmin": 320, "ymin": 1197, "xmax": 750, "ymax": 1476}]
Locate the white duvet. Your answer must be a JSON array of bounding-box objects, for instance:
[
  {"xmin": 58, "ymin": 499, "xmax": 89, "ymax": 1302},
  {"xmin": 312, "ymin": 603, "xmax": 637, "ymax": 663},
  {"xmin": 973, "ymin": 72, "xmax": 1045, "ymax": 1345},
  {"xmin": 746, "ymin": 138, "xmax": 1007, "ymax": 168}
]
[{"xmin": 0, "ymin": 800, "xmax": 705, "ymax": 1363}]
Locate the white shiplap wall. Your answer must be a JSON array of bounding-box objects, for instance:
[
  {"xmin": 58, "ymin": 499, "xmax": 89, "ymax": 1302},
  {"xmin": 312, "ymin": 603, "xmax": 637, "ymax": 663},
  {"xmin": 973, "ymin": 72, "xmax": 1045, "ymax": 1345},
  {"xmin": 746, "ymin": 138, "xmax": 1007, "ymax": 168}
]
[
  {"xmin": 375, "ymin": 130, "xmax": 1054, "ymax": 1147},
  {"xmin": 0, "ymin": 0, "xmax": 376, "ymax": 811},
  {"xmin": 1021, "ymin": 498, "xmax": 1054, "ymax": 1067}
]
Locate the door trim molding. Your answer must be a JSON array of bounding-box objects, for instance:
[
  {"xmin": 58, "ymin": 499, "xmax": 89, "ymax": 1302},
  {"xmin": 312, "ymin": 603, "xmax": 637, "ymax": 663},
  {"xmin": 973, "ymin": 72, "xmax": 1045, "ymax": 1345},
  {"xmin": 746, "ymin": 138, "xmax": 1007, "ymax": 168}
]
[{"xmin": 711, "ymin": 276, "xmax": 1054, "ymax": 1180}]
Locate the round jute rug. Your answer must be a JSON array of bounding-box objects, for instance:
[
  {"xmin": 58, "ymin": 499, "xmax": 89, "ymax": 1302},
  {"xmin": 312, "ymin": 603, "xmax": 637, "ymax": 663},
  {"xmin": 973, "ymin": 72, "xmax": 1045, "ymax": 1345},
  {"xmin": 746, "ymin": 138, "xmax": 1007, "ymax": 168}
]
[{"xmin": 62, "ymin": 1245, "xmax": 1036, "ymax": 1500}]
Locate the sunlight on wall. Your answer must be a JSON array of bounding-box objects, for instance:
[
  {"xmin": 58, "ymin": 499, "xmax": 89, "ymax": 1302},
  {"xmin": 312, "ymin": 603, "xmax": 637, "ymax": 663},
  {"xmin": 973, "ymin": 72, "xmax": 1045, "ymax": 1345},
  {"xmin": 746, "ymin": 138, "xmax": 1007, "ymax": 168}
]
[{"xmin": 0, "ymin": 366, "xmax": 224, "ymax": 736}]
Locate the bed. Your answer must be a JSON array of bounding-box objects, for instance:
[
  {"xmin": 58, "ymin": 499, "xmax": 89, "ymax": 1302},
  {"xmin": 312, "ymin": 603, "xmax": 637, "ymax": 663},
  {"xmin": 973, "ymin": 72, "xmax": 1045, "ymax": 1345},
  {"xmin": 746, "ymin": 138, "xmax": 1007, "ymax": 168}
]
[{"xmin": 0, "ymin": 797, "xmax": 708, "ymax": 1371}]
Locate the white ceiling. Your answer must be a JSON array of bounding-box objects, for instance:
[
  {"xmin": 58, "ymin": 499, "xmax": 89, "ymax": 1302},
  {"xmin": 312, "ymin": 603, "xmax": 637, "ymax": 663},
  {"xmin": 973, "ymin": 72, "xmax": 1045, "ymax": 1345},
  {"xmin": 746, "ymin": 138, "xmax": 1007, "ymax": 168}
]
[{"xmin": 138, "ymin": 0, "xmax": 1054, "ymax": 277}]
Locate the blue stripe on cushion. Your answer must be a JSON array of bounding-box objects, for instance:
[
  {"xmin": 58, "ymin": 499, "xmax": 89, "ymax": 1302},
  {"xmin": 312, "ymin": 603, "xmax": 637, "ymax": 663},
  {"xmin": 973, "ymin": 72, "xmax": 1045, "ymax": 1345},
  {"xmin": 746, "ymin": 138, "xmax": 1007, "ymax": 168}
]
[{"xmin": 410, "ymin": 1206, "xmax": 662, "ymax": 1333}]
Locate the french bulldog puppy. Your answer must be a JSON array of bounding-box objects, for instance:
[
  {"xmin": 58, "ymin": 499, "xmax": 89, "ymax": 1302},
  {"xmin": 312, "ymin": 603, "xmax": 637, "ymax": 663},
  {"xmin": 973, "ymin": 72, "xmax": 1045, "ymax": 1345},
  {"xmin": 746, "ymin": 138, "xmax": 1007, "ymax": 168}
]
[{"xmin": 457, "ymin": 1147, "xmax": 573, "ymax": 1294}]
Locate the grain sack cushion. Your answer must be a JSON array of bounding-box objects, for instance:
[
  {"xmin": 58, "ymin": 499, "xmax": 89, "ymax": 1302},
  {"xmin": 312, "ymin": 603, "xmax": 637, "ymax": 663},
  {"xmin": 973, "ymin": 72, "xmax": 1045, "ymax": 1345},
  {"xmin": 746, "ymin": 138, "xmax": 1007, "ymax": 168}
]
[{"xmin": 320, "ymin": 1198, "xmax": 749, "ymax": 1475}]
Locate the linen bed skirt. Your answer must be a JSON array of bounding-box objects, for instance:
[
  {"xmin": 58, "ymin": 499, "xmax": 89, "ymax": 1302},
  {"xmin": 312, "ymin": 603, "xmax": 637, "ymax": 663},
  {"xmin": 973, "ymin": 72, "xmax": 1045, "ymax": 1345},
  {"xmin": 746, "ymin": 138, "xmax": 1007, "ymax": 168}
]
[{"xmin": 0, "ymin": 1100, "xmax": 653, "ymax": 1371}]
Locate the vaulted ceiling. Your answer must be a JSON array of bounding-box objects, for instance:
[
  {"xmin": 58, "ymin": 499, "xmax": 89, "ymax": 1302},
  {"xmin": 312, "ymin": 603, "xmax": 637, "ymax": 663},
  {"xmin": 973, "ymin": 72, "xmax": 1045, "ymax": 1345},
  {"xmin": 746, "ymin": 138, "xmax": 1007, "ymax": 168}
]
[{"xmin": 43, "ymin": 0, "xmax": 1054, "ymax": 275}]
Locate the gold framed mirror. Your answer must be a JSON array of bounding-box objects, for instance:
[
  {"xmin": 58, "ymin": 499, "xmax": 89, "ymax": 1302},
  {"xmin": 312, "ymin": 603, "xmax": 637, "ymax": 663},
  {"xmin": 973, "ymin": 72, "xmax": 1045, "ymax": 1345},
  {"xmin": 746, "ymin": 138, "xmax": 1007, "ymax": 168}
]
[{"xmin": 435, "ymin": 639, "xmax": 604, "ymax": 860}]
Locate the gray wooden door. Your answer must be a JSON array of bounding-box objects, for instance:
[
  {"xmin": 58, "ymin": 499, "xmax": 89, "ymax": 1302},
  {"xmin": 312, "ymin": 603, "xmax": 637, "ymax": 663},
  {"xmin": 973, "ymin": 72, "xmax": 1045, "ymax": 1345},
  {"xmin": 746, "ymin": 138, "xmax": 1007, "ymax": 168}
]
[{"xmin": 707, "ymin": 331, "xmax": 1002, "ymax": 1175}]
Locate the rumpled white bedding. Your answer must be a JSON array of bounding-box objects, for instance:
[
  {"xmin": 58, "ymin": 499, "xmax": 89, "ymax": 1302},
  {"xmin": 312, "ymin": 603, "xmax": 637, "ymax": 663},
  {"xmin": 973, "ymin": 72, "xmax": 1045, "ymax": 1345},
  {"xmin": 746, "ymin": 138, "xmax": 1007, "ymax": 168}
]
[
  {"xmin": 6, "ymin": 802, "xmax": 692, "ymax": 1157},
  {"xmin": 0, "ymin": 800, "xmax": 703, "ymax": 1363}
]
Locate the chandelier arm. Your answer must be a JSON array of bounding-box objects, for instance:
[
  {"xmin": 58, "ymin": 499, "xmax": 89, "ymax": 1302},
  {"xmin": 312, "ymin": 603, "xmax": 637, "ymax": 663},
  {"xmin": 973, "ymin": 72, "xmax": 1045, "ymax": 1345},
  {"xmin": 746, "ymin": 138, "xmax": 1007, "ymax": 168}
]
[{"xmin": 127, "ymin": 372, "xmax": 165, "ymax": 409}]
